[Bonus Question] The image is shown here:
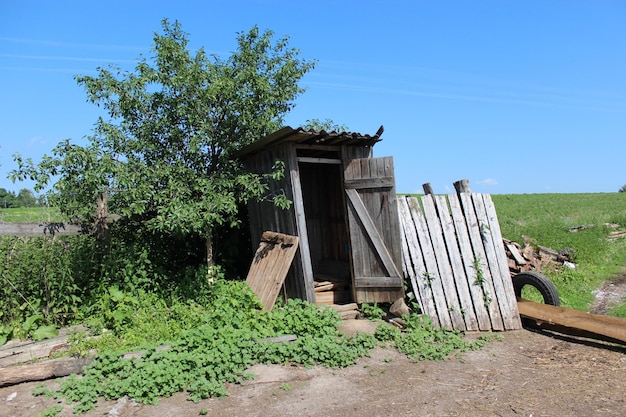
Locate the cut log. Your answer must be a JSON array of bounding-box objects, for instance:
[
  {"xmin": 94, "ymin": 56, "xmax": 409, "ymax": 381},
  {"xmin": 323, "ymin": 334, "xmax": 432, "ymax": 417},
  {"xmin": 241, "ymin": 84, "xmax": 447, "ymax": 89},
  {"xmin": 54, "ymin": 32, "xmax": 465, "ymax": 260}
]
[
  {"xmin": 517, "ymin": 299, "xmax": 626, "ymax": 346},
  {"xmin": 0, "ymin": 357, "xmax": 94, "ymax": 387},
  {"xmin": 328, "ymin": 303, "xmax": 359, "ymax": 313}
]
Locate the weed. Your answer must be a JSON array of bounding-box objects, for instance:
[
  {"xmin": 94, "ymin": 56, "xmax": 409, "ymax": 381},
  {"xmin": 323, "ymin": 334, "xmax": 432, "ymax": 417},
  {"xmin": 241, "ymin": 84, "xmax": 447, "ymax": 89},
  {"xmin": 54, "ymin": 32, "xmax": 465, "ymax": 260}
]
[
  {"xmin": 361, "ymin": 303, "xmax": 386, "ymax": 320},
  {"xmin": 34, "ymin": 405, "xmax": 62, "ymax": 417}
]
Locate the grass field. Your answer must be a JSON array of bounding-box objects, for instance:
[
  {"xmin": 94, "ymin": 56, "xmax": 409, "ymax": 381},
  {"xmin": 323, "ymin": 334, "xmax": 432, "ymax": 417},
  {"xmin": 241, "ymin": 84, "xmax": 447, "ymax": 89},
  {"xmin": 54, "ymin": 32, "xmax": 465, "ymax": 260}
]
[
  {"xmin": 492, "ymin": 193, "xmax": 626, "ymax": 314},
  {"xmin": 0, "ymin": 206, "xmax": 64, "ymax": 223}
]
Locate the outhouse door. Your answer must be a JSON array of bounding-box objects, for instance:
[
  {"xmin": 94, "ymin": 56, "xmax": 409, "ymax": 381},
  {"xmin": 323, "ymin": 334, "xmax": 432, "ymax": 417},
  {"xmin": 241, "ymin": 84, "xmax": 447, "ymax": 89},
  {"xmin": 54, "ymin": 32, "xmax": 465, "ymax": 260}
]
[{"xmin": 344, "ymin": 156, "xmax": 404, "ymax": 304}]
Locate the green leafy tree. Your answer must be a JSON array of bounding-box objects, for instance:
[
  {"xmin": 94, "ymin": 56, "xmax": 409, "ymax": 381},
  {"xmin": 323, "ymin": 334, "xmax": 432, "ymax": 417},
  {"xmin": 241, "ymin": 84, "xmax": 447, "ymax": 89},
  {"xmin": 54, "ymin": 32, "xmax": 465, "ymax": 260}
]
[
  {"xmin": 11, "ymin": 20, "xmax": 315, "ymax": 266},
  {"xmin": 619, "ymin": 184, "xmax": 626, "ymax": 193},
  {"xmin": 15, "ymin": 188, "xmax": 37, "ymax": 207},
  {"xmin": 0, "ymin": 188, "xmax": 16, "ymax": 208},
  {"xmin": 303, "ymin": 118, "xmax": 348, "ymax": 132}
]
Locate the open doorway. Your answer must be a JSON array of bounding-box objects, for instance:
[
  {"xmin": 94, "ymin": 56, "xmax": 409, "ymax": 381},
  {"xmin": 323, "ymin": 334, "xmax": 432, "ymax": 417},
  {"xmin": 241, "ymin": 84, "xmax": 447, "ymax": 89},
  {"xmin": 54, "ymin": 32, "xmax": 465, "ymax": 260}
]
[{"xmin": 298, "ymin": 156, "xmax": 353, "ymax": 305}]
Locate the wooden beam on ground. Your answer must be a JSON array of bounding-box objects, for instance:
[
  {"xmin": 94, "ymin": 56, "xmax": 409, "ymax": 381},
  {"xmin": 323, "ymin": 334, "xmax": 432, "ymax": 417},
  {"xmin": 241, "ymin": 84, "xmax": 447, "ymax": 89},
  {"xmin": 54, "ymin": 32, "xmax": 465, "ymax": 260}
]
[
  {"xmin": 517, "ymin": 299, "xmax": 626, "ymax": 346},
  {"xmin": 0, "ymin": 357, "xmax": 95, "ymax": 387}
]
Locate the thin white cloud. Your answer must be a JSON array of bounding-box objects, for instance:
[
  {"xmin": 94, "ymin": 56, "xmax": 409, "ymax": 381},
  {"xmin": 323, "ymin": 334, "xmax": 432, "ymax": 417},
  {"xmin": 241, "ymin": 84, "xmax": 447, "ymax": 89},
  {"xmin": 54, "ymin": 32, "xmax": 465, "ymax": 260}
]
[
  {"xmin": 0, "ymin": 37, "xmax": 146, "ymax": 51},
  {"xmin": 477, "ymin": 178, "xmax": 499, "ymax": 186},
  {"xmin": 0, "ymin": 54, "xmax": 138, "ymax": 64}
]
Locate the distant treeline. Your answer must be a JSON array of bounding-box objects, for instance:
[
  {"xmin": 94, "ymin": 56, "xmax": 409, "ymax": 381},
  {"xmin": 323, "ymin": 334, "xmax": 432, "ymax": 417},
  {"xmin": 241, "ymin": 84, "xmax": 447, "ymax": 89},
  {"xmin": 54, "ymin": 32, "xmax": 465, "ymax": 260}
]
[{"xmin": 0, "ymin": 188, "xmax": 39, "ymax": 208}]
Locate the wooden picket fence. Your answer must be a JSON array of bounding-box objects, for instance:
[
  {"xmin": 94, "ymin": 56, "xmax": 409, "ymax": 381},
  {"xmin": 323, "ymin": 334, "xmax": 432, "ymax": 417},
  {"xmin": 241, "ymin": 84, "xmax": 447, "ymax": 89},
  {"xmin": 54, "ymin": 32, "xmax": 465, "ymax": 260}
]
[{"xmin": 398, "ymin": 192, "xmax": 521, "ymax": 331}]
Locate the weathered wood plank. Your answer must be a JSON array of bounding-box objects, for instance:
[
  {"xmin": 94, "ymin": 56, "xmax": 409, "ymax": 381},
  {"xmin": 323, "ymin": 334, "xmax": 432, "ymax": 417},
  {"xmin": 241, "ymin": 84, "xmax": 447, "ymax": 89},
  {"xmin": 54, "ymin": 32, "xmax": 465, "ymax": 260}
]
[
  {"xmin": 398, "ymin": 197, "xmax": 438, "ymax": 322},
  {"xmin": 482, "ymin": 194, "xmax": 522, "ymax": 329},
  {"xmin": 434, "ymin": 195, "xmax": 479, "ymax": 331},
  {"xmin": 286, "ymin": 145, "xmax": 316, "ymax": 303},
  {"xmin": 507, "ymin": 243, "xmax": 527, "ymax": 265},
  {"xmin": 0, "ymin": 222, "xmax": 83, "ymax": 236},
  {"xmin": 517, "ymin": 299, "xmax": 626, "ymax": 345},
  {"xmin": 459, "ymin": 193, "xmax": 504, "ymax": 330},
  {"xmin": 472, "ymin": 194, "xmax": 520, "ymax": 330},
  {"xmin": 354, "ymin": 276, "xmax": 403, "ymax": 288},
  {"xmin": 0, "ymin": 357, "xmax": 95, "ymax": 387},
  {"xmin": 421, "ymin": 195, "xmax": 466, "ymax": 330},
  {"xmin": 344, "ymin": 177, "xmax": 394, "ymax": 189},
  {"xmin": 408, "ymin": 197, "xmax": 451, "ymax": 328},
  {"xmin": 448, "ymin": 194, "xmax": 492, "ymax": 331},
  {"xmin": 246, "ymin": 231, "xmax": 299, "ymax": 311},
  {"xmin": 345, "ymin": 189, "xmax": 401, "ymax": 279}
]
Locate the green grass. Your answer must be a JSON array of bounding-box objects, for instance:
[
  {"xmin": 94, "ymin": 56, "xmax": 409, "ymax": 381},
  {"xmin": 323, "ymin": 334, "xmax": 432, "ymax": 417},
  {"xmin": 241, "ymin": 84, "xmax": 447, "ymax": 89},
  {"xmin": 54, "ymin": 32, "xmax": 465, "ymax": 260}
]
[
  {"xmin": 492, "ymin": 193, "xmax": 626, "ymax": 314},
  {"xmin": 0, "ymin": 206, "xmax": 64, "ymax": 223}
]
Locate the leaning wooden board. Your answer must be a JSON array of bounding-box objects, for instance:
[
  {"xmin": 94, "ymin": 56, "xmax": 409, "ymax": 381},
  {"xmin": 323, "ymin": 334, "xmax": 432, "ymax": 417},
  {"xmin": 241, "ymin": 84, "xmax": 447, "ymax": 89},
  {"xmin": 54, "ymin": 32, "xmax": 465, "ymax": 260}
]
[{"xmin": 245, "ymin": 231, "xmax": 299, "ymax": 311}]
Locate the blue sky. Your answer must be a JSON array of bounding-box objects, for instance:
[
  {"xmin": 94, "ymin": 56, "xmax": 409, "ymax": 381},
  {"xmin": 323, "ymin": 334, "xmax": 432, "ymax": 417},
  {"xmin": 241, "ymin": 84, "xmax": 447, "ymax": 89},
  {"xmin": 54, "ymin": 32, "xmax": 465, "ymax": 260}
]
[{"xmin": 1, "ymin": 0, "xmax": 624, "ymax": 195}]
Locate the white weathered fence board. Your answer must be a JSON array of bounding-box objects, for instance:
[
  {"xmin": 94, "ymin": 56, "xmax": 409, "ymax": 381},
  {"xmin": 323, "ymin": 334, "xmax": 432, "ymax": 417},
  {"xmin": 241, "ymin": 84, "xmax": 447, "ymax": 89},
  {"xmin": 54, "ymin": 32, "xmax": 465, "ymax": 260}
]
[
  {"xmin": 460, "ymin": 193, "xmax": 504, "ymax": 330},
  {"xmin": 421, "ymin": 195, "xmax": 466, "ymax": 329},
  {"xmin": 434, "ymin": 195, "xmax": 479, "ymax": 331},
  {"xmin": 407, "ymin": 197, "xmax": 451, "ymax": 328},
  {"xmin": 397, "ymin": 198, "xmax": 438, "ymax": 321},
  {"xmin": 448, "ymin": 194, "xmax": 492, "ymax": 331},
  {"xmin": 399, "ymin": 191, "xmax": 521, "ymax": 332}
]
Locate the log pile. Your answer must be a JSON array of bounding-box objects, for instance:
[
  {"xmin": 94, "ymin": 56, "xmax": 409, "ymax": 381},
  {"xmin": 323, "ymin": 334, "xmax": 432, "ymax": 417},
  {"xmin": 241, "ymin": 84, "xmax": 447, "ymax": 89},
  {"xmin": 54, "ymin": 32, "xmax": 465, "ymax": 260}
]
[
  {"xmin": 505, "ymin": 223, "xmax": 626, "ymax": 274},
  {"xmin": 503, "ymin": 238, "xmax": 576, "ymax": 275}
]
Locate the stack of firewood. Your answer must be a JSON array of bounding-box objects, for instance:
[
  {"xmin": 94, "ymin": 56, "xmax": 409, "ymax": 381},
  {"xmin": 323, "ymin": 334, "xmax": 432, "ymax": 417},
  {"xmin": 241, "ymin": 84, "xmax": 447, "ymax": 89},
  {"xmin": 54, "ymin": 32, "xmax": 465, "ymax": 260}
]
[
  {"xmin": 503, "ymin": 237, "xmax": 577, "ymax": 275},
  {"xmin": 314, "ymin": 276, "xmax": 359, "ymax": 319},
  {"xmin": 314, "ymin": 276, "xmax": 351, "ymax": 304}
]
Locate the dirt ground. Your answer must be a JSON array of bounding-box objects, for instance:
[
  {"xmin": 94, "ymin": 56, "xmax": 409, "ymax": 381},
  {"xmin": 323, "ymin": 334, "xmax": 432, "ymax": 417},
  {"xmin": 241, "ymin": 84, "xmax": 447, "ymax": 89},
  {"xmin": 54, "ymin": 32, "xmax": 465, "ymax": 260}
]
[{"xmin": 3, "ymin": 278, "xmax": 626, "ymax": 417}]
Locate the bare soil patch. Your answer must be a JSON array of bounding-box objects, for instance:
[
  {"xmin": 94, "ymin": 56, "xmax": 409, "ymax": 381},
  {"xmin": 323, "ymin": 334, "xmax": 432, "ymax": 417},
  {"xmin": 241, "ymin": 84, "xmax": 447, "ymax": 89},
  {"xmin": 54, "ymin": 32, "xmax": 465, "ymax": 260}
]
[
  {"xmin": 2, "ymin": 324, "xmax": 626, "ymax": 417},
  {"xmin": 591, "ymin": 274, "xmax": 626, "ymax": 315}
]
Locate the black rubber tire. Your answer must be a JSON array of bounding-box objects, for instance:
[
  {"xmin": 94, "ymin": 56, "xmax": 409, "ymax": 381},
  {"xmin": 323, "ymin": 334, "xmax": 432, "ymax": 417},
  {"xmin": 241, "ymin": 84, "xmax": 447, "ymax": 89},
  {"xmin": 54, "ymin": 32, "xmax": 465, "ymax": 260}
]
[{"xmin": 512, "ymin": 271, "xmax": 560, "ymax": 306}]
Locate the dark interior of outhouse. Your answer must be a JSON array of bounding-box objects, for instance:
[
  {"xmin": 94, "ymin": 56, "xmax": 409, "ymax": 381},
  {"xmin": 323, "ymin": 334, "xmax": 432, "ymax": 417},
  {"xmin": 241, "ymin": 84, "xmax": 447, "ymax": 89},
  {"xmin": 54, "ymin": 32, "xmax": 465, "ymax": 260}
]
[{"xmin": 297, "ymin": 148, "xmax": 353, "ymax": 304}]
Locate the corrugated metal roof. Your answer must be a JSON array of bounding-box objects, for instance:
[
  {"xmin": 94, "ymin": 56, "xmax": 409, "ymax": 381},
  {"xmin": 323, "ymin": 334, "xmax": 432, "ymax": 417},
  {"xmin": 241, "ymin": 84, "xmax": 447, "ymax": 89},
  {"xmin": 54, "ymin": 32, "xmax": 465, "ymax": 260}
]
[{"xmin": 236, "ymin": 125, "xmax": 383, "ymax": 158}]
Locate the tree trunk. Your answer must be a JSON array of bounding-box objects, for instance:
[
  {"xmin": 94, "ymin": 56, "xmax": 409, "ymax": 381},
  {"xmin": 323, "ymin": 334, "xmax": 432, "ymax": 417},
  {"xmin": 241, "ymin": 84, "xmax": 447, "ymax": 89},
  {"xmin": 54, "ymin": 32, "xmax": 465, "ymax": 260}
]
[{"xmin": 206, "ymin": 230, "xmax": 214, "ymax": 268}]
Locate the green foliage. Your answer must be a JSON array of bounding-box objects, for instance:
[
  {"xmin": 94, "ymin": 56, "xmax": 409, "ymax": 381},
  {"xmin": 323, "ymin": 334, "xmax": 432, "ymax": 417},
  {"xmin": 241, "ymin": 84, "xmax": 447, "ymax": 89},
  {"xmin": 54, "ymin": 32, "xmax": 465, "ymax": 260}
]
[
  {"xmin": 0, "ymin": 223, "xmax": 213, "ymax": 343},
  {"xmin": 303, "ymin": 118, "xmax": 348, "ymax": 132},
  {"xmin": 56, "ymin": 282, "xmax": 373, "ymax": 413},
  {"xmin": 374, "ymin": 314, "xmax": 492, "ymax": 361},
  {"xmin": 0, "ymin": 187, "xmax": 39, "ymax": 208},
  {"xmin": 26, "ymin": 279, "xmax": 493, "ymax": 414},
  {"xmin": 10, "ymin": 20, "xmax": 313, "ymax": 259},
  {"xmin": 493, "ymin": 193, "xmax": 626, "ymax": 313},
  {"xmin": 619, "ymin": 184, "xmax": 626, "ymax": 193},
  {"xmin": 0, "ymin": 235, "xmax": 95, "ymax": 329},
  {"xmin": 0, "ymin": 325, "xmax": 12, "ymax": 345},
  {"xmin": 360, "ymin": 302, "xmax": 386, "ymax": 320}
]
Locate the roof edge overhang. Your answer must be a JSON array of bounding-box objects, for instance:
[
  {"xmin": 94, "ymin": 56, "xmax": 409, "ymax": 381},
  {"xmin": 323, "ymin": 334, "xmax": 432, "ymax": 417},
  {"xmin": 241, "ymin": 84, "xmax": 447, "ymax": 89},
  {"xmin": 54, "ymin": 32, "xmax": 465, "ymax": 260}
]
[{"xmin": 235, "ymin": 125, "xmax": 384, "ymax": 159}]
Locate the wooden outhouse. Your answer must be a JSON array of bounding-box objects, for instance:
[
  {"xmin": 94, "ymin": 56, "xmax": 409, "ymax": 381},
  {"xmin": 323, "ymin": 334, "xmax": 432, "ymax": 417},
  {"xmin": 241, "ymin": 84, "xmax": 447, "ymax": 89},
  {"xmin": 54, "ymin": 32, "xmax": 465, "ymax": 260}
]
[{"xmin": 238, "ymin": 126, "xmax": 404, "ymax": 306}]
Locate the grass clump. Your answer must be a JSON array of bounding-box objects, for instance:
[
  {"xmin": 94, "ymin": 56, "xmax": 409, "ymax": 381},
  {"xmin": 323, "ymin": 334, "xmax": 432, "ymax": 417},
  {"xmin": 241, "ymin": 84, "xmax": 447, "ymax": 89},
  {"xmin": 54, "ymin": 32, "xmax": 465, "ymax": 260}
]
[{"xmin": 374, "ymin": 314, "xmax": 498, "ymax": 361}]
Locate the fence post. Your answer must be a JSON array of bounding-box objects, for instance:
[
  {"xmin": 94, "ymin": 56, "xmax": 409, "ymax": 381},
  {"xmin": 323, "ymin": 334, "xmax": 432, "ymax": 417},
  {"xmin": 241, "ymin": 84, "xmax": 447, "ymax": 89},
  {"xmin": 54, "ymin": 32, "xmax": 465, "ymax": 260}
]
[{"xmin": 453, "ymin": 179, "xmax": 472, "ymax": 194}]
